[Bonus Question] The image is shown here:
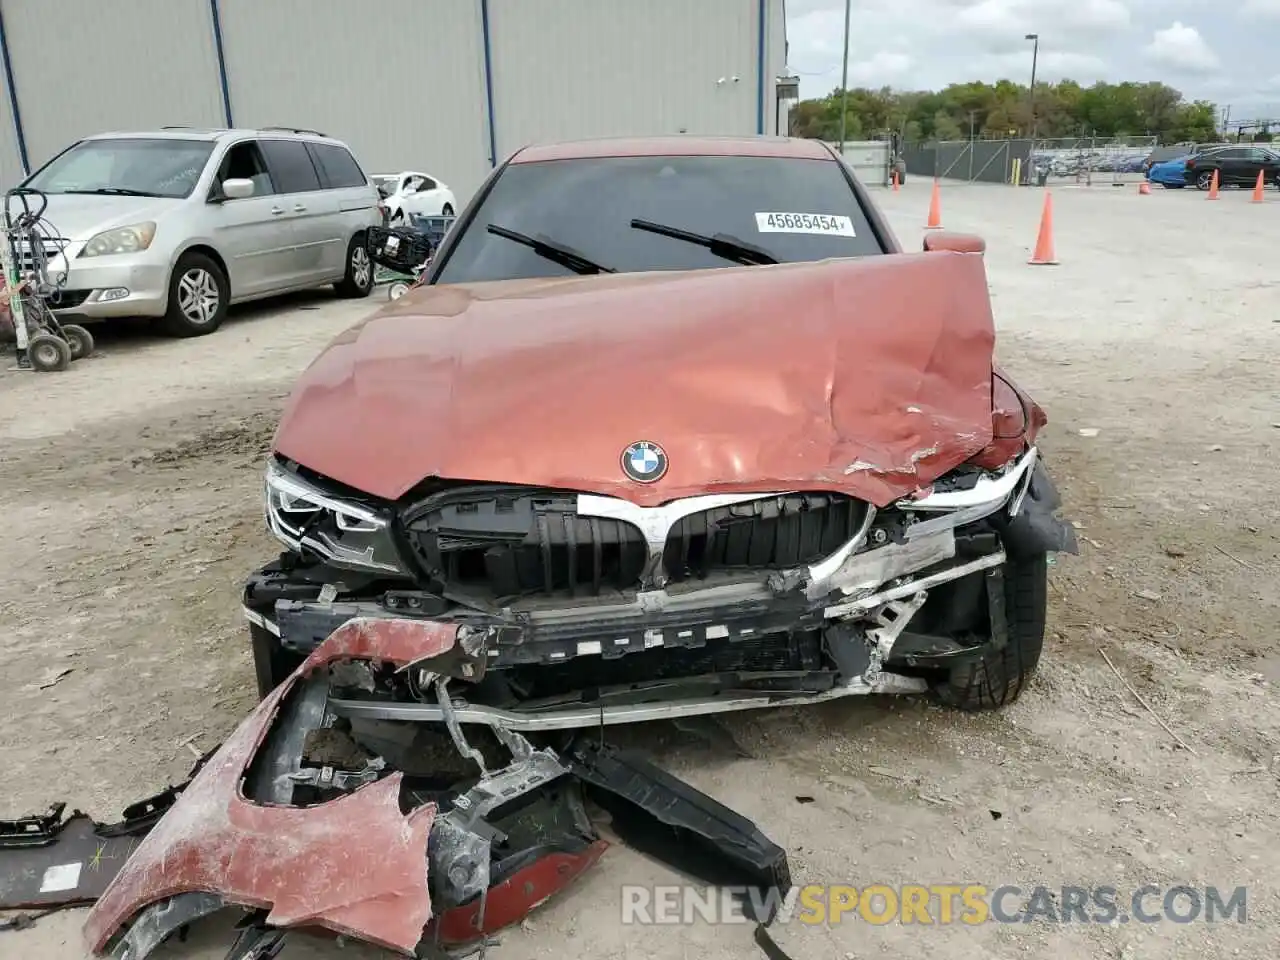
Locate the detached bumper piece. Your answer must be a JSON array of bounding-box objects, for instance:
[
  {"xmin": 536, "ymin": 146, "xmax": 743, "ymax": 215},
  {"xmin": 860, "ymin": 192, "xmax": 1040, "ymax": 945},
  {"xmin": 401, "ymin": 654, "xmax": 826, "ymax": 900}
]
[
  {"xmin": 1, "ymin": 620, "xmax": 792, "ymax": 958},
  {"xmin": 0, "ymin": 757, "xmax": 206, "ymax": 924},
  {"xmin": 568, "ymin": 741, "xmax": 791, "ymax": 923}
]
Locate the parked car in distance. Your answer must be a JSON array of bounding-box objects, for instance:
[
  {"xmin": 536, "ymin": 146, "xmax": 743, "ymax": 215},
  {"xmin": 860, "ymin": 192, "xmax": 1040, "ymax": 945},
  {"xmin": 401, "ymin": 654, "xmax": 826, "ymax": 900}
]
[
  {"xmin": 1184, "ymin": 145, "xmax": 1280, "ymax": 190},
  {"xmin": 16, "ymin": 127, "xmax": 381, "ymax": 337},
  {"xmin": 1146, "ymin": 154, "xmax": 1191, "ymax": 188},
  {"xmin": 373, "ymin": 171, "xmax": 456, "ymax": 222}
]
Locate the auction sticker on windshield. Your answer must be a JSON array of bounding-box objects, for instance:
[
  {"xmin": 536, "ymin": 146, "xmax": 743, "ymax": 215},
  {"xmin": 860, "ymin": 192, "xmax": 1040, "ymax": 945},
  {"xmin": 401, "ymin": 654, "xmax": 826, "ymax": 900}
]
[{"xmin": 755, "ymin": 212, "xmax": 857, "ymax": 236}]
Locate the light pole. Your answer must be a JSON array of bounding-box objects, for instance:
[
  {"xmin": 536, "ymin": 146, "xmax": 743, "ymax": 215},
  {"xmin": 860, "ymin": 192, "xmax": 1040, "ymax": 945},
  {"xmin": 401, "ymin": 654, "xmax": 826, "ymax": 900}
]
[
  {"xmin": 838, "ymin": 0, "xmax": 851, "ymax": 155},
  {"xmin": 1025, "ymin": 33, "xmax": 1039, "ymax": 143}
]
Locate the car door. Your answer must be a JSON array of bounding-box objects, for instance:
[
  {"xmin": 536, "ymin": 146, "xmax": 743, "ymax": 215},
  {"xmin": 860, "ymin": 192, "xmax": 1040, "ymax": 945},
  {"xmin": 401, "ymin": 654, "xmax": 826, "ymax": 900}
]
[
  {"xmin": 307, "ymin": 141, "xmax": 380, "ymax": 280},
  {"xmin": 1241, "ymin": 148, "xmax": 1271, "ymax": 185},
  {"xmin": 1214, "ymin": 147, "xmax": 1248, "ymax": 184},
  {"xmin": 206, "ymin": 139, "xmax": 295, "ymax": 298},
  {"xmin": 412, "ymin": 176, "xmax": 446, "ymax": 215},
  {"xmin": 258, "ymin": 138, "xmax": 336, "ymax": 286},
  {"xmin": 400, "ymin": 175, "xmax": 426, "ymax": 216}
]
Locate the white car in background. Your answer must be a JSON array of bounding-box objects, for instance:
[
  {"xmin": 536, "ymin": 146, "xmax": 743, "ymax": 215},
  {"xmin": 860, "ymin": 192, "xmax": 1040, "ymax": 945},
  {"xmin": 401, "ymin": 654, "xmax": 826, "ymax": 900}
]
[{"xmin": 373, "ymin": 171, "xmax": 456, "ymax": 221}]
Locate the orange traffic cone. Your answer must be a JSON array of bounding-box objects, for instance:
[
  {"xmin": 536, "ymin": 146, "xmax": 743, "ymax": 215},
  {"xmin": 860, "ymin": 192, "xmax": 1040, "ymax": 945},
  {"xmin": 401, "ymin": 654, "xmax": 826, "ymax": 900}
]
[
  {"xmin": 1028, "ymin": 191, "xmax": 1058, "ymax": 266},
  {"xmin": 1207, "ymin": 168, "xmax": 1220, "ymax": 199},
  {"xmin": 925, "ymin": 179, "xmax": 943, "ymax": 229},
  {"xmin": 1252, "ymin": 170, "xmax": 1266, "ymax": 203},
  {"xmin": 1138, "ymin": 180, "xmax": 1151, "ymax": 195},
  {"xmin": 892, "ymin": 170, "xmax": 900, "ymax": 192}
]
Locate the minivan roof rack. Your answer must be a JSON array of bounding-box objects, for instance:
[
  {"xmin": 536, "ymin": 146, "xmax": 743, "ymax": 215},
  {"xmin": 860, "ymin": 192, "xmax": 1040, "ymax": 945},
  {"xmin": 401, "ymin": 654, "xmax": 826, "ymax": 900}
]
[{"xmin": 259, "ymin": 126, "xmax": 327, "ymax": 137}]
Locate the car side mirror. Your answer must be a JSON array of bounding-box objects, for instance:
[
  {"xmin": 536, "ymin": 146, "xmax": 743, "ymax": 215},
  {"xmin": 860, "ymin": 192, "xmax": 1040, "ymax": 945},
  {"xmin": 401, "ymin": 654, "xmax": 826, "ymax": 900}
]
[
  {"xmin": 923, "ymin": 231, "xmax": 985, "ymax": 255},
  {"xmin": 221, "ymin": 178, "xmax": 255, "ymax": 201}
]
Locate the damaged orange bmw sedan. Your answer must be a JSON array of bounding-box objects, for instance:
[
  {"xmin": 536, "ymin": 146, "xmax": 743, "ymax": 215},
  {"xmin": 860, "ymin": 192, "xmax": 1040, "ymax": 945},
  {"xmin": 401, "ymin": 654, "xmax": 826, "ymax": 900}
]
[
  {"xmin": 76, "ymin": 136, "xmax": 1077, "ymax": 958},
  {"xmin": 246, "ymin": 135, "xmax": 1076, "ymax": 725}
]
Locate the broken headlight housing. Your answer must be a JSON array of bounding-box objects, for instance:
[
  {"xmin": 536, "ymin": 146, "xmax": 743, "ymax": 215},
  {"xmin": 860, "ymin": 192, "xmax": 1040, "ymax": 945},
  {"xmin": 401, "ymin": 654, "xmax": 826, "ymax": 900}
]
[{"xmin": 264, "ymin": 458, "xmax": 407, "ymax": 575}]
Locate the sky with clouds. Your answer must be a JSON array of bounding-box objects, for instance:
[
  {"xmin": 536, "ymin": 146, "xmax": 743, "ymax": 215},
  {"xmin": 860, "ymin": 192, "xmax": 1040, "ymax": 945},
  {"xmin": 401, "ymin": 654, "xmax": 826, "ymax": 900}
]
[{"xmin": 785, "ymin": 0, "xmax": 1280, "ymax": 121}]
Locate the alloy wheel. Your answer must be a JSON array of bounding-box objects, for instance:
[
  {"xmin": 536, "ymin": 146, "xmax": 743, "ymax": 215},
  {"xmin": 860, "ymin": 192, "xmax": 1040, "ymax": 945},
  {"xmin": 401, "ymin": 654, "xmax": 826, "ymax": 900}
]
[
  {"xmin": 177, "ymin": 268, "xmax": 220, "ymax": 326},
  {"xmin": 352, "ymin": 246, "xmax": 372, "ymax": 289}
]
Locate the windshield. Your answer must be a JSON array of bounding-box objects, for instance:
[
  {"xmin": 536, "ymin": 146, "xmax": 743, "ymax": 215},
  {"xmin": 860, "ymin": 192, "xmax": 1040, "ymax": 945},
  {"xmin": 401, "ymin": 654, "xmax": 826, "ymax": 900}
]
[
  {"xmin": 24, "ymin": 138, "xmax": 217, "ymax": 198},
  {"xmin": 433, "ymin": 155, "xmax": 884, "ymax": 284}
]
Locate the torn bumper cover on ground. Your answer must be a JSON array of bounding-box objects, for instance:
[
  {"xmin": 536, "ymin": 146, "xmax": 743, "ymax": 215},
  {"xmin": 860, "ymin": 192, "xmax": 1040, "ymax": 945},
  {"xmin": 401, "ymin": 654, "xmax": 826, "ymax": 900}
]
[{"xmin": 76, "ymin": 618, "xmax": 791, "ymax": 958}]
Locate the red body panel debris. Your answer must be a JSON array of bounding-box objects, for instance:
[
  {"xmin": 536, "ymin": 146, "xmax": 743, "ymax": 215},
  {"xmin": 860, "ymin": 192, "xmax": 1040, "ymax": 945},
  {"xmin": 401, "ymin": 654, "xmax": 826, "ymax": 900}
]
[
  {"xmin": 83, "ymin": 619, "xmax": 463, "ymax": 956},
  {"xmin": 430, "ymin": 841, "xmax": 610, "ymax": 945}
]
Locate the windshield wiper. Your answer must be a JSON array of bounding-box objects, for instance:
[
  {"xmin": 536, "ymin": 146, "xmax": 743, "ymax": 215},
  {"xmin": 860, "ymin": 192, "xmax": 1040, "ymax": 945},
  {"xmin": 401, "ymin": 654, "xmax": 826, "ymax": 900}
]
[
  {"xmin": 630, "ymin": 218, "xmax": 777, "ymax": 266},
  {"xmin": 486, "ymin": 223, "xmax": 615, "ymax": 275},
  {"xmin": 62, "ymin": 187, "xmax": 162, "ymax": 197}
]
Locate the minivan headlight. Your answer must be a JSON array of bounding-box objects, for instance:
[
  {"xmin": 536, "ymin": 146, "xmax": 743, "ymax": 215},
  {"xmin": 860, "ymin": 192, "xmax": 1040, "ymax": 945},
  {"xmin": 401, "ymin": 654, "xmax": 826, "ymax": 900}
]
[
  {"xmin": 79, "ymin": 222, "xmax": 157, "ymax": 257},
  {"xmin": 264, "ymin": 459, "xmax": 407, "ymax": 575}
]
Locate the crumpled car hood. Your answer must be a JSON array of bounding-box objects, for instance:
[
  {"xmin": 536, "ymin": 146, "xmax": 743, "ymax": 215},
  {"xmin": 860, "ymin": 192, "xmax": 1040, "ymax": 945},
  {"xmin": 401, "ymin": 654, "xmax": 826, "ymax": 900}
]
[{"xmin": 273, "ymin": 251, "xmax": 998, "ymax": 508}]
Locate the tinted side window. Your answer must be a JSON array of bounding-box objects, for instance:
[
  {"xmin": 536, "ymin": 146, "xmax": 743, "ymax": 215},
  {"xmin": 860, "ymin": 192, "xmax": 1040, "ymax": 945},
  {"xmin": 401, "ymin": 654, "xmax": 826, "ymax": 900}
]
[
  {"xmin": 308, "ymin": 142, "xmax": 367, "ymax": 189},
  {"xmin": 259, "ymin": 139, "xmax": 321, "ymax": 193},
  {"xmin": 434, "ymin": 155, "xmax": 883, "ymax": 284},
  {"xmin": 215, "ymin": 141, "xmax": 275, "ymax": 197}
]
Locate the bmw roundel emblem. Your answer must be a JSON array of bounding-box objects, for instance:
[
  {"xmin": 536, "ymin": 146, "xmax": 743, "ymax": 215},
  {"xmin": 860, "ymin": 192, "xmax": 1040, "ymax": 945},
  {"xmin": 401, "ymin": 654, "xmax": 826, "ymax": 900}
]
[{"xmin": 621, "ymin": 440, "xmax": 668, "ymax": 483}]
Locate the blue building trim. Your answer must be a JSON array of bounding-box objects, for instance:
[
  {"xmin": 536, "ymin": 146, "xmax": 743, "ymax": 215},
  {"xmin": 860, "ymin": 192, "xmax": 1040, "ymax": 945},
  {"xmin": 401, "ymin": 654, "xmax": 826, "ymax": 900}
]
[
  {"xmin": 0, "ymin": 0, "xmax": 29, "ymax": 172},
  {"xmin": 209, "ymin": 0, "xmax": 234, "ymax": 126},
  {"xmin": 756, "ymin": 0, "xmax": 766, "ymax": 134},
  {"xmin": 480, "ymin": 0, "xmax": 498, "ymax": 166}
]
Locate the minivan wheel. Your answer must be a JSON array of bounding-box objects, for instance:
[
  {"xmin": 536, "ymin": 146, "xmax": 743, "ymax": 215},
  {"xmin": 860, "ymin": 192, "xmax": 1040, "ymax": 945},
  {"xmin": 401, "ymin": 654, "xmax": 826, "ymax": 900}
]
[
  {"xmin": 334, "ymin": 233, "xmax": 374, "ymax": 298},
  {"xmin": 162, "ymin": 253, "xmax": 228, "ymax": 337}
]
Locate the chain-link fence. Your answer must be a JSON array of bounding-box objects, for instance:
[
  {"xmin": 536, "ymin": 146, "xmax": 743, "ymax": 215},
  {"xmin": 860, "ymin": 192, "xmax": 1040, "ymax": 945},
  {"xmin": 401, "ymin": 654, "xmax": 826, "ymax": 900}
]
[
  {"xmin": 902, "ymin": 135, "xmax": 1160, "ymax": 185},
  {"xmin": 1028, "ymin": 136, "xmax": 1159, "ymax": 185}
]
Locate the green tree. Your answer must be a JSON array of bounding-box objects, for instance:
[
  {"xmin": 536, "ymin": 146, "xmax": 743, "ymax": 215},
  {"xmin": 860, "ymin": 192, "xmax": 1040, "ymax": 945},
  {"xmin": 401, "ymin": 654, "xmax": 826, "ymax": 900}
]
[{"xmin": 790, "ymin": 79, "xmax": 1219, "ymax": 145}]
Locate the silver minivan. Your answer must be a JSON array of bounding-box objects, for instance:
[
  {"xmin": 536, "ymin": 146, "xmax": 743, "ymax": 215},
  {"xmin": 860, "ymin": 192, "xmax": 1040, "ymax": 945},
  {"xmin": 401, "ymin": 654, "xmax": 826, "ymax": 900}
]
[{"xmin": 16, "ymin": 127, "xmax": 381, "ymax": 336}]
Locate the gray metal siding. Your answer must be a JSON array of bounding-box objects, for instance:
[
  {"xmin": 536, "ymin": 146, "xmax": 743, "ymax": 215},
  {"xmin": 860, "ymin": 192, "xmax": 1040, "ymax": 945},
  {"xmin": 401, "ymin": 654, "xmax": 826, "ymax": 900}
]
[
  {"xmin": 1, "ymin": 0, "xmax": 224, "ymax": 172},
  {"xmin": 0, "ymin": 56, "xmax": 21, "ymax": 185},
  {"xmin": 217, "ymin": 0, "xmax": 492, "ymax": 203},
  {"xmin": 487, "ymin": 0, "xmax": 760, "ymax": 160},
  {"xmin": 766, "ymin": 0, "xmax": 787, "ymax": 135}
]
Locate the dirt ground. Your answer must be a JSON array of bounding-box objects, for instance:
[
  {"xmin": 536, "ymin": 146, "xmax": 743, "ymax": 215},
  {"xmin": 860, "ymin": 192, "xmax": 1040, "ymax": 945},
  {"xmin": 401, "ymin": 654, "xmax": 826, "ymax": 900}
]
[{"xmin": 2, "ymin": 182, "xmax": 1277, "ymax": 960}]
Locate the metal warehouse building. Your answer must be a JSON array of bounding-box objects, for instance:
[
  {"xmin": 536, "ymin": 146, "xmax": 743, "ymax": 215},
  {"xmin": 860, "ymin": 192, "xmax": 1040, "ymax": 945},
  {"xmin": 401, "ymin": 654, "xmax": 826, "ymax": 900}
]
[{"xmin": 0, "ymin": 0, "xmax": 791, "ymax": 202}]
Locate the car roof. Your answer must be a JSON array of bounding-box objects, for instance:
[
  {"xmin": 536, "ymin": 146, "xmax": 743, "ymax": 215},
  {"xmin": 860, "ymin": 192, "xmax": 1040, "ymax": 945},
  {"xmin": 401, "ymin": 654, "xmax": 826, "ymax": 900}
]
[
  {"xmin": 82, "ymin": 127, "xmax": 346, "ymax": 145},
  {"xmin": 510, "ymin": 135, "xmax": 837, "ymax": 164}
]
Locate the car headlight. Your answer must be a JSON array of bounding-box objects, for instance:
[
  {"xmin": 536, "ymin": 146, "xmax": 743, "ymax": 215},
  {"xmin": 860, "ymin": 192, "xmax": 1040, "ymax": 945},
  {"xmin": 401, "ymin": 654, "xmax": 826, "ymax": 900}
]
[
  {"xmin": 264, "ymin": 459, "xmax": 407, "ymax": 574},
  {"xmin": 78, "ymin": 222, "xmax": 157, "ymax": 258}
]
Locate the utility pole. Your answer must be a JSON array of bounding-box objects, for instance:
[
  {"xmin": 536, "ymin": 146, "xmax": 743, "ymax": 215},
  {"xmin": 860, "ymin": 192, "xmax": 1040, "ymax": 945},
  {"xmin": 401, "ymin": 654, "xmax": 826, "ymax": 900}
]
[
  {"xmin": 1025, "ymin": 33, "xmax": 1039, "ymax": 142},
  {"xmin": 837, "ymin": 0, "xmax": 851, "ymax": 155}
]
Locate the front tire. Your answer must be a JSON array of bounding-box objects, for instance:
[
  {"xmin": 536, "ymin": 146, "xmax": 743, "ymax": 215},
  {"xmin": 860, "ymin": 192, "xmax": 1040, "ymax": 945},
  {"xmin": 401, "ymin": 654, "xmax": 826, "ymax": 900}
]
[
  {"xmin": 932, "ymin": 554, "xmax": 1048, "ymax": 711},
  {"xmin": 441, "ymin": 203, "xmax": 455, "ymax": 216},
  {"xmin": 1196, "ymin": 170, "xmax": 1215, "ymax": 190},
  {"xmin": 334, "ymin": 233, "xmax": 374, "ymax": 298},
  {"xmin": 162, "ymin": 253, "xmax": 228, "ymax": 337}
]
